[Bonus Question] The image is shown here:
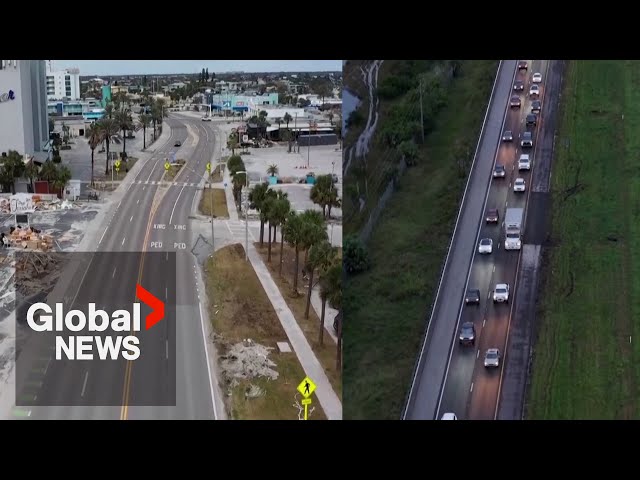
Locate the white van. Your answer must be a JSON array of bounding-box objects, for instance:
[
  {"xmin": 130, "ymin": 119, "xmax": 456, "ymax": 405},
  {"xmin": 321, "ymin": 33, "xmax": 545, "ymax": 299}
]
[{"xmin": 441, "ymin": 413, "xmax": 457, "ymax": 420}]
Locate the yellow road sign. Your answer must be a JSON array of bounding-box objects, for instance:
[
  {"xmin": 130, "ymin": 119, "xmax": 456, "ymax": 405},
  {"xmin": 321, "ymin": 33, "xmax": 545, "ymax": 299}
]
[
  {"xmin": 164, "ymin": 161, "xmax": 170, "ymax": 171},
  {"xmin": 206, "ymin": 162, "xmax": 211, "ymax": 172},
  {"xmin": 297, "ymin": 376, "xmax": 316, "ymax": 399},
  {"xmin": 301, "ymin": 399, "xmax": 312, "ymax": 405},
  {"xmin": 114, "ymin": 160, "xmax": 121, "ymax": 168}
]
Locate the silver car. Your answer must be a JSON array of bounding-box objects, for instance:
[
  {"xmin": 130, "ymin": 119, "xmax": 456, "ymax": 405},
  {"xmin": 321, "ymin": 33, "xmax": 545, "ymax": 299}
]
[
  {"xmin": 478, "ymin": 238, "xmax": 493, "ymax": 254},
  {"xmin": 514, "ymin": 177, "xmax": 526, "ymax": 192},
  {"xmin": 484, "ymin": 348, "xmax": 501, "ymax": 368}
]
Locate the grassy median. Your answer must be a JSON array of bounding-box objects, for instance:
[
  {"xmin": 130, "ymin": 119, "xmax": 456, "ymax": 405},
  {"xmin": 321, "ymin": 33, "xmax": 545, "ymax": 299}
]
[
  {"xmin": 344, "ymin": 60, "xmax": 499, "ymax": 419},
  {"xmin": 206, "ymin": 244, "xmax": 326, "ymax": 420},
  {"xmin": 199, "ymin": 188, "xmax": 229, "ymax": 218},
  {"xmin": 527, "ymin": 60, "xmax": 640, "ymax": 419}
]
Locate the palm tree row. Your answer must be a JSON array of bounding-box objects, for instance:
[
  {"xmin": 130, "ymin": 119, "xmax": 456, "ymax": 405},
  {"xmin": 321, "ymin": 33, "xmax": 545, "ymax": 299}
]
[
  {"xmin": 250, "ymin": 181, "xmax": 343, "ymax": 368},
  {"xmin": 85, "ymin": 97, "xmax": 166, "ymax": 186}
]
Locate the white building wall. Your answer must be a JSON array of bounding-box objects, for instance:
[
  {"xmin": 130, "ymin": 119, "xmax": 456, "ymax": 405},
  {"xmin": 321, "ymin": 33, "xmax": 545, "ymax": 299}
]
[{"xmin": 0, "ymin": 60, "xmax": 48, "ymax": 157}]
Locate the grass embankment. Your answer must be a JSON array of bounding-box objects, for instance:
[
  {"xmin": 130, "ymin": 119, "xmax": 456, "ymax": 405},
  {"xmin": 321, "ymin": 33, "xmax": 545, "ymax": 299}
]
[
  {"xmin": 206, "ymin": 244, "xmax": 326, "ymax": 420},
  {"xmin": 254, "ymin": 242, "xmax": 342, "ymax": 398},
  {"xmin": 344, "ymin": 60, "xmax": 499, "ymax": 419},
  {"xmin": 528, "ymin": 60, "xmax": 640, "ymax": 419},
  {"xmin": 199, "ymin": 188, "xmax": 229, "ymax": 218}
]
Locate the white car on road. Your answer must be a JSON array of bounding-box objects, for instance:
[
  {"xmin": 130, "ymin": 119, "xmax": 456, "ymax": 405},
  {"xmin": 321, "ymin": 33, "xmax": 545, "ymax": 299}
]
[
  {"xmin": 441, "ymin": 413, "xmax": 457, "ymax": 420},
  {"xmin": 478, "ymin": 238, "xmax": 493, "ymax": 254},
  {"xmin": 493, "ymin": 283, "xmax": 510, "ymax": 303},
  {"xmin": 532, "ymin": 72, "xmax": 542, "ymax": 83},
  {"xmin": 518, "ymin": 154, "xmax": 531, "ymax": 170},
  {"xmin": 484, "ymin": 348, "xmax": 501, "ymax": 368},
  {"xmin": 514, "ymin": 177, "xmax": 526, "ymax": 192},
  {"xmin": 529, "ymin": 84, "xmax": 540, "ymax": 97}
]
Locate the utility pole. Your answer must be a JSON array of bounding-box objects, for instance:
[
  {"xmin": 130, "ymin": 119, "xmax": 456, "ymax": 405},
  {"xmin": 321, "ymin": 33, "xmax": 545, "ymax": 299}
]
[
  {"xmin": 419, "ymin": 77, "xmax": 425, "ymax": 143},
  {"xmin": 307, "ymin": 121, "xmax": 311, "ymax": 168},
  {"xmin": 294, "ymin": 113, "xmax": 298, "ymax": 153},
  {"xmin": 210, "ymin": 180, "xmax": 215, "ymax": 252}
]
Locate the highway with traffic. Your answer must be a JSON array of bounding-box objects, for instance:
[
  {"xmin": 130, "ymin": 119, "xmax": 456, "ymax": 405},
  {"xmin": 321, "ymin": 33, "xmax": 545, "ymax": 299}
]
[
  {"xmin": 404, "ymin": 59, "xmax": 560, "ymax": 420},
  {"xmin": 13, "ymin": 115, "xmax": 227, "ymax": 420}
]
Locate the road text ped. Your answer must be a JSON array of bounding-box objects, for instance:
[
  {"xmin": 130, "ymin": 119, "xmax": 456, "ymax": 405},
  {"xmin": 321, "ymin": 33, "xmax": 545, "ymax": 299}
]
[{"xmin": 25, "ymin": 284, "xmax": 164, "ymax": 361}]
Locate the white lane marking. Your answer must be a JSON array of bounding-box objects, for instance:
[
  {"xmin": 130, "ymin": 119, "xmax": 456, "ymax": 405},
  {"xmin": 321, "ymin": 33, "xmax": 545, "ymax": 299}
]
[
  {"xmin": 470, "ymin": 382, "xmax": 474, "ymax": 393},
  {"xmin": 99, "ymin": 227, "xmax": 108, "ymax": 245},
  {"xmin": 137, "ymin": 199, "xmax": 139, "ymax": 205},
  {"xmin": 121, "ymin": 237, "xmax": 126, "ymax": 246},
  {"xmin": 166, "ymin": 340, "xmax": 169, "ymax": 359},
  {"xmin": 165, "ymin": 287, "xmax": 168, "ymax": 299},
  {"xmin": 199, "ymin": 302, "xmax": 219, "ymax": 420},
  {"xmin": 169, "ymin": 184, "xmax": 186, "ymax": 225},
  {"xmin": 477, "ymin": 350, "xmax": 480, "ymax": 359},
  {"xmin": 44, "ymin": 358, "xmax": 51, "ymax": 376},
  {"xmin": 166, "ymin": 252, "xmax": 169, "ymax": 261},
  {"xmin": 130, "ymin": 216, "xmax": 133, "ymax": 222},
  {"xmin": 493, "ymin": 265, "xmax": 496, "ymax": 273},
  {"xmin": 81, "ymin": 371, "xmax": 89, "ymax": 397},
  {"xmin": 483, "ymin": 318, "xmax": 486, "ymax": 328},
  {"xmin": 112, "ymin": 267, "xmax": 117, "ymax": 278},
  {"xmin": 117, "ymin": 201, "xmax": 122, "ymax": 209}
]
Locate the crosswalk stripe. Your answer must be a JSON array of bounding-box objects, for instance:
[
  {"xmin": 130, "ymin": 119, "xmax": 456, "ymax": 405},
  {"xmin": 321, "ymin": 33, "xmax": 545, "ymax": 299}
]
[{"xmin": 11, "ymin": 408, "xmax": 31, "ymax": 418}]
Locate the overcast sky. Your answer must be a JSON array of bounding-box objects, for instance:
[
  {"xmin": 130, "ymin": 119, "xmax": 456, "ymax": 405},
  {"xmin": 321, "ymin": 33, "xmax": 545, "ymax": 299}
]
[{"xmin": 50, "ymin": 60, "xmax": 342, "ymax": 76}]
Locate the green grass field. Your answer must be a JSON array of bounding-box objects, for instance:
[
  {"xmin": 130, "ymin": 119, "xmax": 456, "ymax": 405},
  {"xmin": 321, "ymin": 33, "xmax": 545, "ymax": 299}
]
[
  {"xmin": 343, "ymin": 60, "xmax": 499, "ymax": 419},
  {"xmin": 527, "ymin": 61, "xmax": 640, "ymax": 419}
]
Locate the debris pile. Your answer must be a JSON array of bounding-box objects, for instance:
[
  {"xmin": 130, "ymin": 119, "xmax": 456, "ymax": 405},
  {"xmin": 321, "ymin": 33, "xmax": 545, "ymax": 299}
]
[
  {"xmin": 14, "ymin": 252, "xmax": 62, "ymax": 298},
  {"xmin": 219, "ymin": 339, "xmax": 279, "ymax": 382},
  {"xmin": 2, "ymin": 226, "xmax": 54, "ymax": 251}
]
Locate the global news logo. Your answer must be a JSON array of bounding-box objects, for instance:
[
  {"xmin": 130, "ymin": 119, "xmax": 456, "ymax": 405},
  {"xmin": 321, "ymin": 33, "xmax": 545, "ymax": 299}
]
[{"xmin": 25, "ymin": 284, "xmax": 164, "ymax": 361}]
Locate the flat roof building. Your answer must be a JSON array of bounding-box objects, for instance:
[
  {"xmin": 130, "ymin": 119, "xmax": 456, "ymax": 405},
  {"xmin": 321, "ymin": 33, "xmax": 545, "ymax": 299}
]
[{"xmin": 0, "ymin": 60, "xmax": 49, "ymax": 160}]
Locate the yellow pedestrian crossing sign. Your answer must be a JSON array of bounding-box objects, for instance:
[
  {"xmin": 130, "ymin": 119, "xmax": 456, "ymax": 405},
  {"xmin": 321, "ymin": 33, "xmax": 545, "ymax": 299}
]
[
  {"xmin": 206, "ymin": 162, "xmax": 211, "ymax": 173},
  {"xmin": 114, "ymin": 159, "xmax": 121, "ymax": 172},
  {"xmin": 297, "ymin": 376, "xmax": 316, "ymax": 398},
  {"xmin": 164, "ymin": 161, "xmax": 171, "ymax": 171}
]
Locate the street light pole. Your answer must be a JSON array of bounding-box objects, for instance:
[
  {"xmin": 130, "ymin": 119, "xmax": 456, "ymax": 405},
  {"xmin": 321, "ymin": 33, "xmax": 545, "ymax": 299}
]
[{"xmin": 210, "ymin": 179, "xmax": 215, "ymax": 252}]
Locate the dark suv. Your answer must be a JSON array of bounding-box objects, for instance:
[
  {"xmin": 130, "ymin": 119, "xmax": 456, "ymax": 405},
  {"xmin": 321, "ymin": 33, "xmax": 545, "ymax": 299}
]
[
  {"xmin": 459, "ymin": 322, "xmax": 476, "ymax": 346},
  {"xmin": 486, "ymin": 208, "xmax": 499, "ymax": 223},
  {"xmin": 465, "ymin": 288, "xmax": 481, "ymax": 305}
]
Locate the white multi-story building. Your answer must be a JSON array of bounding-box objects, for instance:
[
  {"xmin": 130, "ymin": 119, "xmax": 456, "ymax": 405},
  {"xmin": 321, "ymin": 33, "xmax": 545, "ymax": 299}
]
[
  {"xmin": 45, "ymin": 61, "xmax": 81, "ymax": 101},
  {"xmin": 0, "ymin": 60, "xmax": 49, "ymax": 160}
]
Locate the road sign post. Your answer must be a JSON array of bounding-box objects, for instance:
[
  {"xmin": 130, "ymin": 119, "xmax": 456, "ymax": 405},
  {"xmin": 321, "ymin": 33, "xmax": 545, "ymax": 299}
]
[
  {"xmin": 297, "ymin": 376, "xmax": 316, "ymax": 420},
  {"xmin": 208, "ymin": 164, "xmax": 214, "ymax": 252}
]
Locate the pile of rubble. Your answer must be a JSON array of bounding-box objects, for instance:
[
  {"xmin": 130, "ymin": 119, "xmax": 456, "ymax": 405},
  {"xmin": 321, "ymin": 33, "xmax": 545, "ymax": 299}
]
[
  {"xmin": 14, "ymin": 251, "xmax": 62, "ymax": 298},
  {"xmin": 219, "ymin": 339, "xmax": 279, "ymax": 382},
  {"xmin": 1, "ymin": 226, "xmax": 54, "ymax": 251}
]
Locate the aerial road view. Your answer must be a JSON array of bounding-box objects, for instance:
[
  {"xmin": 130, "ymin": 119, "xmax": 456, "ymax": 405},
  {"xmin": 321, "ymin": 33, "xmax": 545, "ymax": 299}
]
[
  {"xmin": 344, "ymin": 59, "xmax": 640, "ymax": 420},
  {"xmin": 0, "ymin": 59, "xmax": 343, "ymax": 420}
]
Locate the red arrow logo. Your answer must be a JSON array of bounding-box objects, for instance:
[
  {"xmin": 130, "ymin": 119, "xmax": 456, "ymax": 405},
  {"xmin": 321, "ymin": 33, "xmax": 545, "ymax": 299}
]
[{"xmin": 136, "ymin": 284, "xmax": 165, "ymax": 330}]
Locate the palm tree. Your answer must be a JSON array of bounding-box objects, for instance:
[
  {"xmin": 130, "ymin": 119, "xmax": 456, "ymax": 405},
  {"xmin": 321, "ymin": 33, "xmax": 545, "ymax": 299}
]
[
  {"xmin": 228, "ymin": 133, "xmax": 239, "ymax": 155},
  {"xmin": 283, "ymin": 212, "xmax": 305, "ymax": 293},
  {"xmin": 38, "ymin": 160, "xmax": 59, "ymax": 184},
  {"xmin": 96, "ymin": 118, "xmax": 120, "ymax": 175},
  {"xmin": 319, "ymin": 261, "xmax": 342, "ymax": 347},
  {"xmin": 270, "ymin": 195, "xmax": 291, "ymax": 276},
  {"xmin": 104, "ymin": 103, "xmax": 114, "ymax": 119},
  {"xmin": 248, "ymin": 182, "xmax": 271, "ymax": 245},
  {"xmin": 232, "ymin": 172, "xmax": 247, "ymax": 207},
  {"xmin": 86, "ymin": 123, "xmax": 102, "ymax": 187},
  {"xmin": 267, "ymin": 164, "xmax": 279, "ymax": 177},
  {"xmin": 283, "ymin": 112, "xmax": 292, "ymax": 130},
  {"xmin": 52, "ymin": 165, "xmax": 72, "ymax": 195},
  {"xmin": 115, "ymin": 110, "xmax": 133, "ymax": 157},
  {"xmin": 300, "ymin": 209, "xmax": 326, "ymax": 266},
  {"xmin": 138, "ymin": 114, "xmax": 151, "ymax": 150},
  {"xmin": 0, "ymin": 150, "xmax": 26, "ymax": 194},
  {"xmin": 305, "ymin": 240, "xmax": 336, "ymax": 319},
  {"xmin": 262, "ymin": 194, "xmax": 277, "ymax": 262},
  {"xmin": 24, "ymin": 161, "xmax": 39, "ymax": 193}
]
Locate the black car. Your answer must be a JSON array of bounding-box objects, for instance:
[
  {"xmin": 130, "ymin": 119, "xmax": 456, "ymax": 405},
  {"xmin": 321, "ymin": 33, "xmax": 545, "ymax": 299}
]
[
  {"xmin": 465, "ymin": 288, "xmax": 481, "ymax": 305},
  {"xmin": 502, "ymin": 130, "xmax": 513, "ymax": 142},
  {"xmin": 459, "ymin": 322, "xmax": 476, "ymax": 346},
  {"xmin": 526, "ymin": 113, "xmax": 537, "ymax": 126},
  {"xmin": 486, "ymin": 208, "xmax": 499, "ymax": 223},
  {"xmin": 493, "ymin": 164, "xmax": 506, "ymax": 178},
  {"xmin": 174, "ymin": 140, "xmax": 182, "ymax": 147},
  {"xmin": 521, "ymin": 131, "xmax": 533, "ymax": 148},
  {"xmin": 513, "ymin": 80, "xmax": 524, "ymax": 91},
  {"xmin": 518, "ymin": 60, "xmax": 528, "ymax": 70},
  {"xmin": 531, "ymin": 100, "xmax": 542, "ymax": 114},
  {"xmin": 510, "ymin": 96, "xmax": 521, "ymax": 108}
]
